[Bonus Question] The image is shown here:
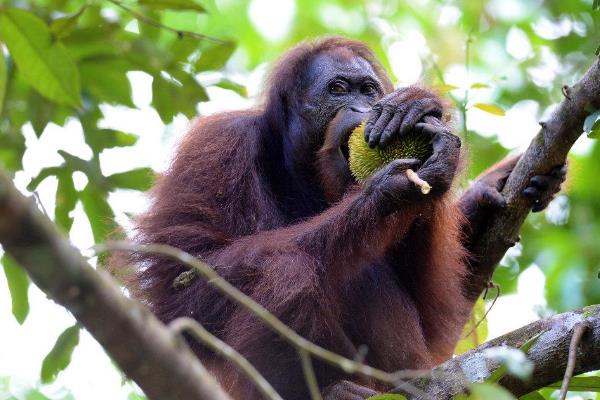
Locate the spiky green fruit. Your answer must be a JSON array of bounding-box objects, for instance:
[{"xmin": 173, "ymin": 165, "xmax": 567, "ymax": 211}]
[{"xmin": 348, "ymin": 122, "xmax": 433, "ymax": 182}]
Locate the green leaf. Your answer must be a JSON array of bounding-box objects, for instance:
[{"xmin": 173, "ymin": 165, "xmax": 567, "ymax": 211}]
[
  {"xmin": 27, "ymin": 167, "xmax": 62, "ymax": 191},
  {"xmin": 594, "ymin": 0, "xmax": 600, "ymax": 10},
  {"xmin": 214, "ymin": 78, "xmax": 248, "ymax": 97},
  {"xmin": 367, "ymin": 395, "xmax": 407, "ymax": 400},
  {"xmin": 547, "ymin": 376, "xmax": 600, "ymax": 391},
  {"xmin": 127, "ymin": 393, "xmax": 148, "ymax": 400},
  {"xmin": 107, "ymin": 168, "xmax": 154, "ymax": 191},
  {"xmin": 195, "ymin": 41, "xmax": 236, "ymax": 71},
  {"xmin": 0, "ymin": 127, "xmax": 25, "ymax": 172},
  {"xmin": 455, "ymin": 296, "xmax": 488, "ymax": 355},
  {"xmin": 485, "ymin": 347, "xmax": 532, "ymax": 382},
  {"xmin": 138, "ymin": 0, "xmax": 207, "ymax": 12},
  {"xmin": 55, "ymin": 170, "xmax": 77, "ymax": 232},
  {"xmin": 584, "ymin": 110, "xmax": 600, "ymax": 139},
  {"xmin": 456, "ymin": 383, "xmax": 517, "ymax": 400},
  {"xmin": 519, "ymin": 392, "xmax": 545, "ymax": 400},
  {"xmin": 470, "ymin": 83, "xmax": 490, "ymax": 89},
  {"xmin": 79, "ymin": 183, "xmax": 115, "ymax": 243},
  {"xmin": 487, "ymin": 333, "xmax": 541, "ymax": 383},
  {"xmin": 50, "ymin": 5, "xmax": 88, "ymax": 39},
  {"xmin": 0, "ymin": 8, "xmax": 81, "ymax": 106},
  {"xmin": 435, "ymin": 84, "xmax": 459, "ymax": 93},
  {"xmin": 596, "ymin": 43, "xmax": 600, "ymax": 56},
  {"xmin": 85, "ymin": 129, "xmax": 138, "ymax": 154},
  {"xmin": 519, "ymin": 332, "xmax": 543, "ymax": 354},
  {"xmin": 0, "ymin": 45, "xmax": 6, "ymax": 116},
  {"xmin": 22, "ymin": 388, "xmax": 50, "ymax": 400},
  {"xmin": 58, "ymin": 150, "xmax": 108, "ymax": 189},
  {"xmin": 152, "ymin": 73, "xmax": 208, "ymax": 122},
  {"xmin": 41, "ymin": 325, "xmax": 80, "ymax": 384},
  {"xmin": 472, "ymin": 103, "xmax": 505, "ymax": 116},
  {"xmin": 1, "ymin": 254, "xmax": 30, "ymax": 324},
  {"xmin": 80, "ymin": 58, "xmax": 134, "ymax": 107}
]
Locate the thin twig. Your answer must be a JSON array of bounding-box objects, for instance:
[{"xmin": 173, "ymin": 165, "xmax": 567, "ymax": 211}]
[
  {"xmin": 169, "ymin": 317, "xmax": 283, "ymax": 400},
  {"xmin": 406, "ymin": 169, "xmax": 431, "ymax": 194},
  {"xmin": 32, "ymin": 191, "xmax": 49, "ymax": 219},
  {"xmin": 461, "ymin": 283, "xmax": 500, "ymax": 340},
  {"xmin": 299, "ymin": 349, "xmax": 321, "ymax": 400},
  {"xmin": 107, "ymin": 0, "xmax": 228, "ymax": 44},
  {"xmin": 558, "ymin": 321, "xmax": 590, "ymax": 400},
  {"xmin": 95, "ymin": 241, "xmax": 434, "ymax": 399}
]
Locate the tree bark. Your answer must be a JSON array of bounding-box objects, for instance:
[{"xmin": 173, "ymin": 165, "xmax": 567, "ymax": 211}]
[
  {"xmin": 0, "ymin": 171, "xmax": 231, "ymax": 400},
  {"xmin": 466, "ymin": 57, "xmax": 600, "ymax": 296},
  {"xmin": 393, "ymin": 305, "xmax": 600, "ymax": 399}
]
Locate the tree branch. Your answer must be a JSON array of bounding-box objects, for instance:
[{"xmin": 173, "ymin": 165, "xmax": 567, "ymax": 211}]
[
  {"xmin": 0, "ymin": 171, "xmax": 232, "ymax": 400},
  {"xmin": 467, "ymin": 57, "xmax": 600, "ymax": 296},
  {"xmin": 393, "ymin": 305, "xmax": 600, "ymax": 399},
  {"xmin": 99, "ymin": 241, "xmax": 433, "ymax": 399},
  {"xmin": 169, "ymin": 317, "xmax": 283, "ymax": 400}
]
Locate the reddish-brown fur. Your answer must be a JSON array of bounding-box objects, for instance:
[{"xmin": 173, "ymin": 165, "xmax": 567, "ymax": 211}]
[{"xmin": 118, "ymin": 38, "xmax": 475, "ymax": 399}]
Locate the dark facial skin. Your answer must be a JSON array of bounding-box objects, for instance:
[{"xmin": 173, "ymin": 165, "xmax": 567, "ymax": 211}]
[{"xmin": 300, "ymin": 52, "xmax": 384, "ymax": 140}]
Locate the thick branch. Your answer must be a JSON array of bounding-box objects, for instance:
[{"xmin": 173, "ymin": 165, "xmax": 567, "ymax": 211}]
[
  {"xmin": 393, "ymin": 305, "xmax": 600, "ymax": 399},
  {"xmin": 0, "ymin": 171, "xmax": 231, "ymax": 400},
  {"xmin": 468, "ymin": 57, "xmax": 600, "ymax": 294}
]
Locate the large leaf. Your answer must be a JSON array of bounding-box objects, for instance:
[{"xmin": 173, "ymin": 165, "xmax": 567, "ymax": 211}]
[
  {"xmin": 79, "ymin": 183, "xmax": 115, "ymax": 243},
  {"xmin": 55, "ymin": 170, "xmax": 78, "ymax": 232},
  {"xmin": 214, "ymin": 78, "xmax": 248, "ymax": 97},
  {"xmin": 50, "ymin": 5, "xmax": 88, "ymax": 39},
  {"xmin": 518, "ymin": 392, "xmax": 545, "ymax": 400},
  {"xmin": 584, "ymin": 109, "xmax": 600, "ymax": 139},
  {"xmin": 152, "ymin": 73, "xmax": 207, "ymax": 122},
  {"xmin": 27, "ymin": 166, "xmax": 62, "ymax": 191},
  {"xmin": 455, "ymin": 297, "xmax": 488, "ymax": 355},
  {"xmin": 195, "ymin": 41, "xmax": 236, "ymax": 71},
  {"xmin": 1, "ymin": 254, "xmax": 30, "ymax": 325},
  {"xmin": 455, "ymin": 382, "xmax": 517, "ymax": 400},
  {"xmin": 0, "ymin": 8, "xmax": 80, "ymax": 106},
  {"xmin": 40, "ymin": 325, "xmax": 80, "ymax": 384},
  {"xmin": 80, "ymin": 58, "xmax": 134, "ymax": 107},
  {"xmin": 547, "ymin": 376, "xmax": 600, "ymax": 391},
  {"xmin": 472, "ymin": 103, "xmax": 505, "ymax": 116},
  {"xmin": 0, "ymin": 127, "xmax": 25, "ymax": 172},
  {"xmin": 0, "ymin": 45, "xmax": 6, "ymax": 116},
  {"xmin": 58, "ymin": 150, "xmax": 108, "ymax": 189},
  {"xmin": 487, "ymin": 333, "xmax": 541, "ymax": 383},
  {"xmin": 138, "ymin": 0, "xmax": 207, "ymax": 12},
  {"xmin": 85, "ymin": 128, "xmax": 138, "ymax": 155},
  {"xmin": 107, "ymin": 168, "xmax": 155, "ymax": 191}
]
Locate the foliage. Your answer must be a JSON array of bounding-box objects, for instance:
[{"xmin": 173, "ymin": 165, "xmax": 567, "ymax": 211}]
[
  {"xmin": 0, "ymin": 0, "xmax": 599, "ymax": 398},
  {"xmin": 40, "ymin": 325, "xmax": 80, "ymax": 384}
]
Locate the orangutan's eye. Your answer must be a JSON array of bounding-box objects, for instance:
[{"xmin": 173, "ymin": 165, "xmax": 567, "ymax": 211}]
[
  {"xmin": 329, "ymin": 81, "xmax": 348, "ymax": 94},
  {"xmin": 362, "ymin": 83, "xmax": 377, "ymax": 95}
]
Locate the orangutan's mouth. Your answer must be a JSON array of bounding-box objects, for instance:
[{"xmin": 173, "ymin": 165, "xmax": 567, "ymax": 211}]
[{"xmin": 340, "ymin": 121, "xmax": 361, "ymax": 163}]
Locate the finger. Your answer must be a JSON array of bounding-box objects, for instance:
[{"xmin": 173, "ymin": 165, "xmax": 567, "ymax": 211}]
[
  {"xmin": 523, "ymin": 186, "xmax": 540, "ymax": 198},
  {"xmin": 482, "ymin": 187, "xmax": 507, "ymax": 208},
  {"xmin": 379, "ymin": 111, "xmax": 404, "ymax": 148},
  {"xmin": 416, "ymin": 123, "xmax": 460, "ymax": 153},
  {"xmin": 532, "ymin": 198, "xmax": 551, "ymax": 213},
  {"xmin": 364, "ymin": 104, "xmax": 382, "ymax": 142},
  {"xmin": 529, "ymin": 175, "xmax": 551, "ymax": 191},
  {"xmin": 398, "ymin": 98, "xmax": 443, "ymax": 137},
  {"xmin": 386, "ymin": 158, "xmax": 422, "ymax": 174},
  {"xmin": 550, "ymin": 163, "xmax": 567, "ymax": 179},
  {"xmin": 368, "ymin": 107, "xmax": 394, "ymax": 148}
]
